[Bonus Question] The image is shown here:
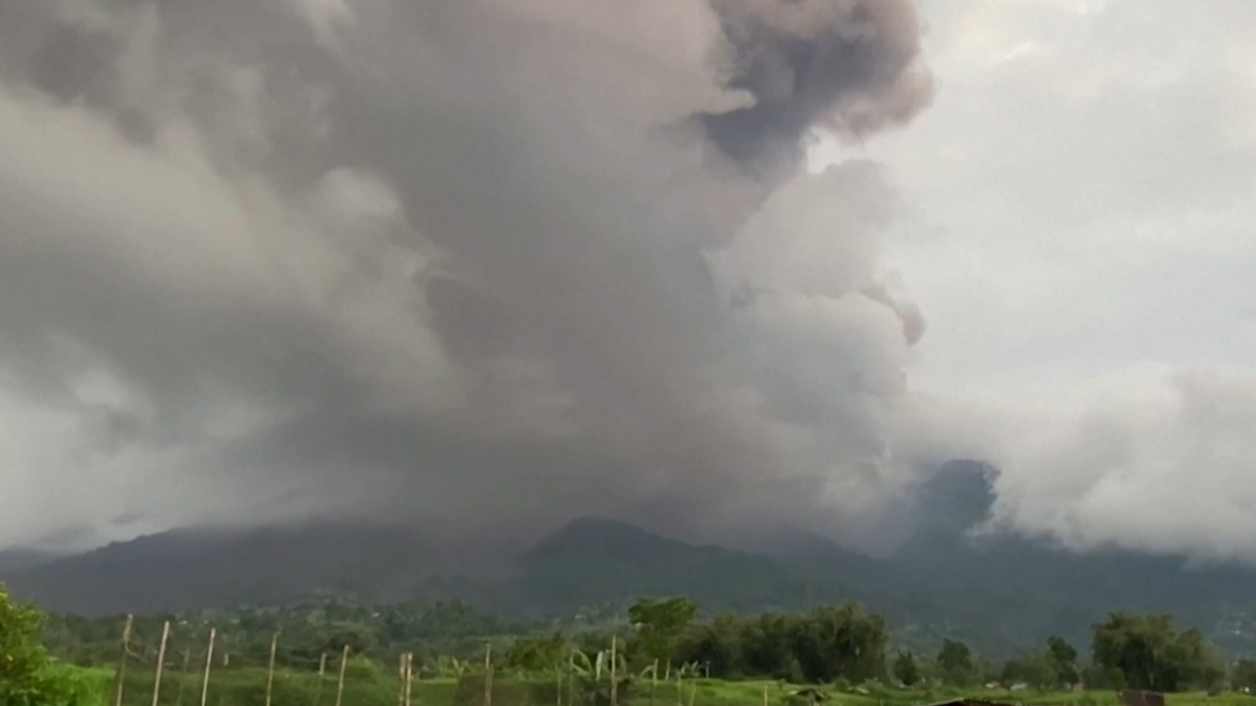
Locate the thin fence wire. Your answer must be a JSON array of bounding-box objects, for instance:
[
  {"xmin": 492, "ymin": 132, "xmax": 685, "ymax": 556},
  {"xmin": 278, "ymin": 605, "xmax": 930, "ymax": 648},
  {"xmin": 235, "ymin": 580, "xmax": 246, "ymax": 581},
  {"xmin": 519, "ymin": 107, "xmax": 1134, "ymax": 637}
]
[{"xmin": 98, "ymin": 627, "xmax": 759, "ymax": 706}]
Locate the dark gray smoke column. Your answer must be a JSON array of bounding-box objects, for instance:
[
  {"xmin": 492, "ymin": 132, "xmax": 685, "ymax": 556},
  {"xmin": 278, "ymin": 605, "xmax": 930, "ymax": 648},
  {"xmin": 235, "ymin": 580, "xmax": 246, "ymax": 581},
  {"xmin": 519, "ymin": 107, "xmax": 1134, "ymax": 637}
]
[
  {"xmin": 0, "ymin": 0, "xmax": 936, "ymax": 550},
  {"xmin": 703, "ymin": 0, "xmax": 933, "ymax": 172}
]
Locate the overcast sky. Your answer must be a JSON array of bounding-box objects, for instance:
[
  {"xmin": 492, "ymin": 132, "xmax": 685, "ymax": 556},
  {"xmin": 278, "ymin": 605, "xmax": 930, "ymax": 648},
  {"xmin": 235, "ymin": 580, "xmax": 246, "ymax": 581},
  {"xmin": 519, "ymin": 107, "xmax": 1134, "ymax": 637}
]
[
  {"xmin": 0, "ymin": 0, "xmax": 1254, "ymax": 563},
  {"xmin": 816, "ymin": 0, "xmax": 1256, "ymax": 559}
]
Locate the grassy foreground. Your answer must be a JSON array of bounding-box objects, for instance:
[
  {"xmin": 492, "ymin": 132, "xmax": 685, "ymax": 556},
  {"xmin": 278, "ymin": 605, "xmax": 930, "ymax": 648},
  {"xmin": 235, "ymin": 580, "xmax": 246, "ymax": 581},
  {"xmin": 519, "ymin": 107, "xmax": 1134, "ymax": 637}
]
[{"xmin": 68, "ymin": 665, "xmax": 1256, "ymax": 706}]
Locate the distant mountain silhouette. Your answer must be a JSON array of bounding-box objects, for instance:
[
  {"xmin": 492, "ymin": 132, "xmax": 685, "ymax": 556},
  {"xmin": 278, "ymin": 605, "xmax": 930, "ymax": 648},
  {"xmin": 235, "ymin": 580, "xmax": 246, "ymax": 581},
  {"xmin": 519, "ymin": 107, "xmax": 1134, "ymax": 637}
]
[
  {"xmin": 499, "ymin": 517, "xmax": 842, "ymax": 616},
  {"xmin": 0, "ymin": 548, "xmax": 62, "ymax": 573},
  {"xmin": 6, "ymin": 468, "xmax": 1256, "ymax": 656},
  {"xmin": 1, "ymin": 522, "xmax": 449, "ymax": 615}
]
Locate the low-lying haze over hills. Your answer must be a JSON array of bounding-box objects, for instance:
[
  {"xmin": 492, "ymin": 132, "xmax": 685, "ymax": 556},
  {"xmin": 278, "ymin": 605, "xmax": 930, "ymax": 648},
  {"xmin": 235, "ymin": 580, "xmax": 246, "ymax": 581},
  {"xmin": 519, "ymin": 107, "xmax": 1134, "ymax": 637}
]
[{"xmin": 7, "ymin": 464, "xmax": 1256, "ymax": 658}]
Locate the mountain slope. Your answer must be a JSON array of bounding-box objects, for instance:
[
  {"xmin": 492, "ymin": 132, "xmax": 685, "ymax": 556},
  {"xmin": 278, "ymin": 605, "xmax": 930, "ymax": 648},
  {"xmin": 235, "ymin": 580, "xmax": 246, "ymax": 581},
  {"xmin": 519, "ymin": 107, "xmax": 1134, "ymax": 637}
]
[
  {"xmin": 6, "ymin": 506, "xmax": 1256, "ymax": 657},
  {"xmin": 885, "ymin": 460, "xmax": 1256, "ymax": 653},
  {"xmin": 494, "ymin": 517, "xmax": 855, "ymax": 616},
  {"xmin": 0, "ymin": 523, "xmax": 445, "ymax": 615},
  {"xmin": 0, "ymin": 548, "xmax": 62, "ymax": 573}
]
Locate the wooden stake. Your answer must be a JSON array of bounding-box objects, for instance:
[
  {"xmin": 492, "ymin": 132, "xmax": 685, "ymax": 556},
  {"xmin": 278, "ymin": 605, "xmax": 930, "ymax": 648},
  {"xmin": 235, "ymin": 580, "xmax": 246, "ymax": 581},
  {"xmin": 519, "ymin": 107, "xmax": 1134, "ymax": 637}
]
[
  {"xmin": 483, "ymin": 642, "xmax": 493, "ymax": 706},
  {"xmin": 762, "ymin": 685, "xmax": 768, "ymax": 706},
  {"xmin": 334, "ymin": 645, "xmax": 350, "ymax": 706},
  {"xmin": 114, "ymin": 614, "xmax": 134, "ymax": 706},
  {"xmin": 200, "ymin": 628, "xmax": 216, "ymax": 706},
  {"xmin": 175, "ymin": 649, "xmax": 192, "ymax": 706},
  {"xmin": 404, "ymin": 653, "xmax": 414, "ymax": 706},
  {"xmin": 265, "ymin": 631, "xmax": 280, "ymax": 706},
  {"xmin": 610, "ymin": 638, "xmax": 618, "ymax": 706},
  {"xmin": 652, "ymin": 659, "xmax": 659, "ymax": 706},
  {"xmin": 399, "ymin": 654, "xmax": 408, "ymax": 706},
  {"xmin": 152, "ymin": 621, "xmax": 171, "ymax": 706},
  {"xmin": 314, "ymin": 653, "xmax": 328, "ymax": 706},
  {"xmin": 566, "ymin": 653, "xmax": 575, "ymax": 706}
]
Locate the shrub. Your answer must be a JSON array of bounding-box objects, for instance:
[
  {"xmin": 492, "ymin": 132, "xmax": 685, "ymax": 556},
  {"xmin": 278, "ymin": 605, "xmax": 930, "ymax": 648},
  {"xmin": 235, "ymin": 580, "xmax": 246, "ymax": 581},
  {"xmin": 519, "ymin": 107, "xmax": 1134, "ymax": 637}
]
[{"xmin": 0, "ymin": 584, "xmax": 96, "ymax": 706}]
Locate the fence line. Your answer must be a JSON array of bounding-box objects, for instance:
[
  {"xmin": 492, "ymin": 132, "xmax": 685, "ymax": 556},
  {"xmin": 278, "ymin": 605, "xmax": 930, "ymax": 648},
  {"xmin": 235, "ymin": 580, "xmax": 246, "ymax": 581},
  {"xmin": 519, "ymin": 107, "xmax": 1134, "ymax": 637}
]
[{"xmin": 99, "ymin": 618, "xmax": 747, "ymax": 706}]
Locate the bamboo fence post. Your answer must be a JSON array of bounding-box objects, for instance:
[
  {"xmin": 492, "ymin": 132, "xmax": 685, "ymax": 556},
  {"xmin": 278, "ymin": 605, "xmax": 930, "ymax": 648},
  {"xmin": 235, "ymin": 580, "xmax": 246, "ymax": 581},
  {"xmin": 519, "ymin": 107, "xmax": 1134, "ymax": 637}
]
[
  {"xmin": 152, "ymin": 620, "xmax": 171, "ymax": 706},
  {"xmin": 399, "ymin": 654, "xmax": 407, "ymax": 706},
  {"xmin": 113, "ymin": 614, "xmax": 134, "ymax": 706},
  {"xmin": 200, "ymin": 628, "xmax": 216, "ymax": 706},
  {"xmin": 334, "ymin": 645, "xmax": 350, "ymax": 706},
  {"xmin": 652, "ymin": 659, "xmax": 659, "ymax": 706},
  {"xmin": 405, "ymin": 653, "xmax": 414, "ymax": 706},
  {"xmin": 566, "ymin": 653, "xmax": 575, "ymax": 706},
  {"xmin": 265, "ymin": 631, "xmax": 279, "ymax": 706},
  {"xmin": 484, "ymin": 642, "xmax": 493, "ymax": 706},
  {"xmin": 175, "ymin": 648, "xmax": 191, "ymax": 706},
  {"xmin": 314, "ymin": 653, "xmax": 328, "ymax": 706},
  {"xmin": 610, "ymin": 638, "xmax": 618, "ymax": 706},
  {"xmin": 314, "ymin": 648, "xmax": 329, "ymax": 703},
  {"xmin": 397, "ymin": 653, "xmax": 414, "ymax": 706}
]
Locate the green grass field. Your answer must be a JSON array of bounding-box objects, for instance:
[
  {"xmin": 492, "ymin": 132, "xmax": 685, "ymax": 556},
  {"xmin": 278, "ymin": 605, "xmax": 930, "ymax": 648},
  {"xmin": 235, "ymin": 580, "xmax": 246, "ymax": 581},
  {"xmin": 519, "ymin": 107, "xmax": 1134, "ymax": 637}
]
[{"xmin": 72, "ymin": 664, "xmax": 1256, "ymax": 706}]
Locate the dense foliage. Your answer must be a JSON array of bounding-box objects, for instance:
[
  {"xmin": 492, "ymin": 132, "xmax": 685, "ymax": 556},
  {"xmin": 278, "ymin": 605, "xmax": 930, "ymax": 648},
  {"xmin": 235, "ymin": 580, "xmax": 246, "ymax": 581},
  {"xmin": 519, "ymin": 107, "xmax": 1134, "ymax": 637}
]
[
  {"xmin": 41, "ymin": 599, "xmax": 520, "ymax": 670},
  {"xmin": 0, "ymin": 584, "xmax": 94, "ymax": 706},
  {"xmin": 29, "ymin": 593, "xmax": 1245, "ymax": 695},
  {"xmin": 1089, "ymin": 612, "xmax": 1225, "ymax": 691}
]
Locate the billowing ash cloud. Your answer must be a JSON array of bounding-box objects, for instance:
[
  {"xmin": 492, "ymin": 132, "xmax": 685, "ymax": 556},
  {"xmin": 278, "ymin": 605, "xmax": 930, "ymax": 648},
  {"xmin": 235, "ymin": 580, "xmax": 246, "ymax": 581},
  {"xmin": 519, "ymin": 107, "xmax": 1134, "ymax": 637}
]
[
  {"xmin": 703, "ymin": 0, "xmax": 933, "ymax": 170},
  {"xmin": 0, "ymin": 0, "xmax": 938, "ymax": 551}
]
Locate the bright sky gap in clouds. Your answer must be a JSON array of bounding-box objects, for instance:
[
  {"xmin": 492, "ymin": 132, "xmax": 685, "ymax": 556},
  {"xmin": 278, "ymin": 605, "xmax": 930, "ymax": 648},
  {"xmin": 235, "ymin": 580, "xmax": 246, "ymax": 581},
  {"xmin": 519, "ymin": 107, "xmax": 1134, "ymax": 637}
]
[{"xmin": 0, "ymin": 0, "xmax": 1254, "ymax": 563}]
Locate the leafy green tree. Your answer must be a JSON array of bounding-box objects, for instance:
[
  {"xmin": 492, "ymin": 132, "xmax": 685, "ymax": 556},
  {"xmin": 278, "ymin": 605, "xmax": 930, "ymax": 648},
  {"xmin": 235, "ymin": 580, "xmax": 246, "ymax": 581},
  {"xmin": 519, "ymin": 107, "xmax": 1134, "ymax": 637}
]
[
  {"xmin": 893, "ymin": 650, "xmax": 921, "ymax": 686},
  {"xmin": 1046, "ymin": 635, "xmax": 1080, "ymax": 687},
  {"xmin": 1091, "ymin": 611, "xmax": 1223, "ymax": 692},
  {"xmin": 1233, "ymin": 659, "xmax": 1256, "ymax": 691},
  {"xmin": 1002, "ymin": 649, "xmax": 1059, "ymax": 690},
  {"xmin": 937, "ymin": 639, "xmax": 976, "ymax": 686},
  {"xmin": 676, "ymin": 613, "xmax": 742, "ymax": 678},
  {"xmin": 0, "ymin": 585, "xmax": 92, "ymax": 706},
  {"xmin": 628, "ymin": 597, "xmax": 697, "ymax": 669},
  {"xmin": 1092, "ymin": 612, "xmax": 1176, "ymax": 690},
  {"xmin": 507, "ymin": 633, "xmax": 567, "ymax": 673},
  {"xmin": 1164, "ymin": 628, "xmax": 1224, "ymax": 691},
  {"xmin": 735, "ymin": 613, "xmax": 799, "ymax": 682},
  {"xmin": 792, "ymin": 604, "xmax": 887, "ymax": 684}
]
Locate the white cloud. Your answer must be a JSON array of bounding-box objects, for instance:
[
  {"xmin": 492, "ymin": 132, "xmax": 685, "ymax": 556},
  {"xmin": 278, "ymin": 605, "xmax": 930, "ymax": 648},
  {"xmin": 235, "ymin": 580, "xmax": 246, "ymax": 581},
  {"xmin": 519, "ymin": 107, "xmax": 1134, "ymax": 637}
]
[{"xmin": 809, "ymin": 0, "xmax": 1256, "ymax": 559}]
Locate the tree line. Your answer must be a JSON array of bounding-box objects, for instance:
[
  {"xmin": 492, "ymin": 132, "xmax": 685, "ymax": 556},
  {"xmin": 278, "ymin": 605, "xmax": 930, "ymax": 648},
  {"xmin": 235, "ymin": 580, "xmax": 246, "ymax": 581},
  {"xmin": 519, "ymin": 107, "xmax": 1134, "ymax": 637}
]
[
  {"xmin": 506, "ymin": 598, "xmax": 1235, "ymax": 694},
  {"xmin": 10, "ymin": 587, "xmax": 1252, "ymax": 695}
]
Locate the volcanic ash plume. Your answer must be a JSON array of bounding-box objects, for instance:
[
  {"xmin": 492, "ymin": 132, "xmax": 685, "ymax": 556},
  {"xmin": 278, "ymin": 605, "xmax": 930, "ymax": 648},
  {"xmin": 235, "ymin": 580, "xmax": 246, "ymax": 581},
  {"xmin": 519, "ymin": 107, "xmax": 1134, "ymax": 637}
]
[{"xmin": 0, "ymin": 0, "xmax": 939, "ymax": 550}]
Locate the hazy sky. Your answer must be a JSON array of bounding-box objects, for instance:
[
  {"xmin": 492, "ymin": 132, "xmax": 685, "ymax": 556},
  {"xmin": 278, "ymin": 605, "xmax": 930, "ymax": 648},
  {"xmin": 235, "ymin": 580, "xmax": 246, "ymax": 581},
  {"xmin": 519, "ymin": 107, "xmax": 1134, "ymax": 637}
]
[
  {"xmin": 1, "ymin": 0, "xmax": 1254, "ymax": 562},
  {"xmin": 815, "ymin": 0, "xmax": 1256, "ymax": 559}
]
